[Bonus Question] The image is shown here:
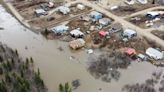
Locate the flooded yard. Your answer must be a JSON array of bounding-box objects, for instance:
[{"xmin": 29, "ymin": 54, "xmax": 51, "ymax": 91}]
[{"xmin": 0, "ymin": 4, "xmax": 163, "ymax": 92}]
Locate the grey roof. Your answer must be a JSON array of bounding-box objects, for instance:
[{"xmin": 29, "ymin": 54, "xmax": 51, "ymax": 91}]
[{"xmin": 146, "ymin": 47, "xmax": 163, "ymax": 60}]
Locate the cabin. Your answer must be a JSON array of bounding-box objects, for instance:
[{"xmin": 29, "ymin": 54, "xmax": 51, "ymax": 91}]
[
  {"xmin": 35, "ymin": 9, "xmax": 48, "ymax": 17},
  {"xmin": 89, "ymin": 11, "xmax": 103, "ymax": 21},
  {"xmin": 146, "ymin": 48, "xmax": 163, "ymax": 60},
  {"xmin": 124, "ymin": 0, "xmax": 135, "ymax": 5},
  {"xmin": 70, "ymin": 28, "xmax": 84, "ymax": 38},
  {"xmin": 77, "ymin": 4, "xmax": 85, "ymax": 10},
  {"xmin": 99, "ymin": 18, "xmax": 112, "ymax": 26},
  {"xmin": 137, "ymin": 0, "xmax": 148, "ymax": 4},
  {"xmin": 69, "ymin": 39, "xmax": 85, "ymax": 50},
  {"xmin": 57, "ymin": 6, "xmax": 70, "ymax": 15},
  {"xmin": 52, "ymin": 25, "xmax": 69, "ymax": 34},
  {"xmin": 125, "ymin": 48, "xmax": 136, "ymax": 56},
  {"xmin": 122, "ymin": 29, "xmax": 137, "ymax": 38}
]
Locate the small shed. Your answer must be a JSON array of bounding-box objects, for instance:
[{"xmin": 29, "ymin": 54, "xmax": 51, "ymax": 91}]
[
  {"xmin": 137, "ymin": 54, "xmax": 146, "ymax": 60},
  {"xmin": 70, "ymin": 28, "xmax": 84, "ymax": 38},
  {"xmin": 57, "ymin": 6, "xmax": 70, "ymax": 15},
  {"xmin": 99, "ymin": 30, "xmax": 108, "ymax": 37},
  {"xmin": 77, "ymin": 4, "xmax": 85, "ymax": 10},
  {"xmin": 52, "ymin": 25, "xmax": 69, "ymax": 33},
  {"xmin": 122, "ymin": 29, "xmax": 137, "ymax": 38},
  {"xmin": 35, "ymin": 9, "xmax": 48, "ymax": 16},
  {"xmin": 99, "ymin": 18, "xmax": 112, "ymax": 26},
  {"xmin": 48, "ymin": 2, "xmax": 54, "ymax": 8},
  {"xmin": 146, "ymin": 48, "xmax": 163, "ymax": 60},
  {"xmin": 126, "ymin": 48, "xmax": 136, "ymax": 56},
  {"xmin": 124, "ymin": 0, "xmax": 135, "ymax": 5},
  {"xmin": 69, "ymin": 39, "xmax": 85, "ymax": 50},
  {"xmin": 89, "ymin": 11, "xmax": 103, "ymax": 20}
]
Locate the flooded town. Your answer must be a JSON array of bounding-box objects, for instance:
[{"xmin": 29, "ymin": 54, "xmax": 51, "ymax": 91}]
[{"xmin": 0, "ymin": 0, "xmax": 164, "ymax": 92}]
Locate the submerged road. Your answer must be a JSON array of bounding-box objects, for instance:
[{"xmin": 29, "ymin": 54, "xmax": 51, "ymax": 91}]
[{"xmin": 79, "ymin": 0, "xmax": 164, "ymax": 47}]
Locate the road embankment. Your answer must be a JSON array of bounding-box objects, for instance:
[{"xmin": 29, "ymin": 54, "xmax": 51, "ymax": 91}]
[{"xmin": 1, "ymin": 1, "xmax": 40, "ymax": 33}]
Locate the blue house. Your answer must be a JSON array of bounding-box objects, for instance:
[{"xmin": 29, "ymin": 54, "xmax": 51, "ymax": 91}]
[
  {"xmin": 52, "ymin": 25, "xmax": 69, "ymax": 33},
  {"xmin": 89, "ymin": 11, "xmax": 103, "ymax": 21}
]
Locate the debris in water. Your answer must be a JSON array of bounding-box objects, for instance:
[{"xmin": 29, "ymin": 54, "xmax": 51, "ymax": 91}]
[
  {"xmin": 72, "ymin": 79, "xmax": 80, "ymax": 89},
  {"xmin": 58, "ymin": 46, "xmax": 64, "ymax": 51},
  {"xmin": 70, "ymin": 56, "xmax": 75, "ymax": 60},
  {"xmin": 0, "ymin": 27, "xmax": 4, "ymax": 30},
  {"xmin": 87, "ymin": 49, "xmax": 93, "ymax": 54},
  {"xmin": 25, "ymin": 46, "xmax": 28, "ymax": 50}
]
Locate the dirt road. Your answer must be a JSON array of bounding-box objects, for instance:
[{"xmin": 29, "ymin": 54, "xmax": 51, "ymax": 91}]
[
  {"xmin": 127, "ymin": 6, "xmax": 164, "ymax": 18},
  {"xmin": 79, "ymin": 0, "xmax": 164, "ymax": 47}
]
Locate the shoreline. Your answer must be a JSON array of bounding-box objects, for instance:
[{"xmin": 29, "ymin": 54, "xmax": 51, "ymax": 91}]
[{"xmin": 1, "ymin": 1, "xmax": 40, "ymax": 34}]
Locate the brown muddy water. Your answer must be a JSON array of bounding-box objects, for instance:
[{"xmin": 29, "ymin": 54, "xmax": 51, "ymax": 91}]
[{"xmin": 0, "ymin": 4, "xmax": 163, "ymax": 92}]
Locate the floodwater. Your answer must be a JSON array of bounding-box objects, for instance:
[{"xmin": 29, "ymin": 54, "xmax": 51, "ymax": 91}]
[{"xmin": 0, "ymin": 4, "xmax": 163, "ymax": 92}]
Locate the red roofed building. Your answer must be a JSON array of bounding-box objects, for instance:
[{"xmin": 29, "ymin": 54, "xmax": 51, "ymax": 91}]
[
  {"xmin": 126, "ymin": 48, "xmax": 136, "ymax": 56},
  {"xmin": 99, "ymin": 31, "xmax": 108, "ymax": 37}
]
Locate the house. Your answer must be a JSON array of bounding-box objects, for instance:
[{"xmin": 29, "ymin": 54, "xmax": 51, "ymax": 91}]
[
  {"xmin": 52, "ymin": 25, "xmax": 69, "ymax": 33},
  {"xmin": 146, "ymin": 48, "xmax": 163, "ymax": 60},
  {"xmin": 125, "ymin": 48, "xmax": 136, "ymax": 56},
  {"xmin": 35, "ymin": 9, "xmax": 48, "ymax": 17},
  {"xmin": 109, "ymin": 23, "xmax": 123, "ymax": 33},
  {"xmin": 70, "ymin": 28, "xmax": 84, "ymax": 38},
  {"xmin": 89, "ymin": 11, "xmax": 103, "ymax": 21},
  {"xmin": 146, "ymin": 11, "xmax": 160, "ymax": 19},
  {"xmin": 137, "ymin": 0, "xmax": 148, "ymax": 4},
  {"xmin": 99, "ymin": 18, "xmax": 112, "ymax": 26},
  {"xmin": 99, "ymin": 30, "xmax": 108, "ymax": 37},
  {"xmin": 69, "ymin": 39, "xmax": 85, "ymax": 50},
  {"xmin": 122, "ymin": 29, "xmax": 137, "ymax": 38},
  {"xmin": 57, "ymin": 6, "xmax": 70, "ymax": 15},
  {"xmin": 124, "ymin": 0, "xmax": 135, "ymax": 5},
  {"xmin": 77, "ymin": 4, "xmax": 85, "ymax": 10}
]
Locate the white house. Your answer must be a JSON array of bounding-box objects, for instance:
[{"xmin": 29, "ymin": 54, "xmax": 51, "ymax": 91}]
[
  {"xmin": 137, "ymin": 0, "xmax": 148, "ymax": 4},
  {"xmin": 124, "ymin": 0, "xmax": 135, "ymax": 5},
  {"xmin": 52, "ymin": 25, "xmax": 69, "ymax": 33},
  {"xmin": 77, "ymin": 4, "xmax": 85, "ymax": 10},
  {"xmin": 57, "ymin": 6, "xmax": 70, "ymax": 15},
  {"xmin": 70, "ymin": 28, "xmax": 84, "ymax": 38},
  {"xmin": 89, "ymin": 11, "xmax": 103, "ymax": 21},
  {"xmin": 146, "ymin": 48, "xmax": 163, "ymax": 60},
  {"xmin": 35, "ymin": 9, "xmax": 48, "ymax": 16},
  {"xmin": 122, "ymin": 29, "xmax": 137, "ymax": 38}
]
